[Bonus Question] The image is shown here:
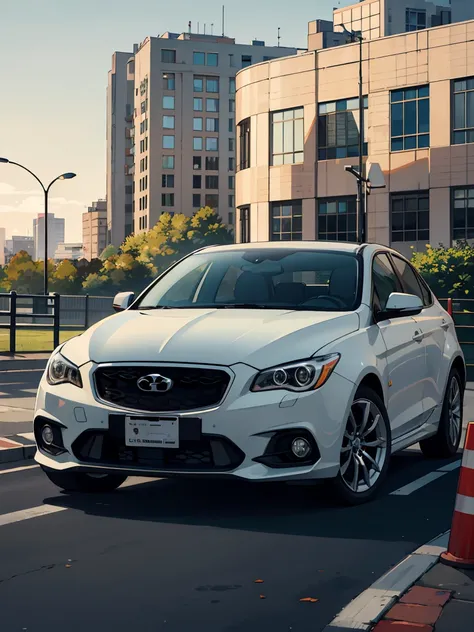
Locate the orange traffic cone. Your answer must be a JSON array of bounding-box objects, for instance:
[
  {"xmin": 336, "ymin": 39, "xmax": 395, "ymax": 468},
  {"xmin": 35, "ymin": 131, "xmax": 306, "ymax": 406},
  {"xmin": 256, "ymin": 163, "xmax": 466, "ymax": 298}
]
[{"xmin": 441, "ymin": 422, "xmax": 474, "ymax": 569}]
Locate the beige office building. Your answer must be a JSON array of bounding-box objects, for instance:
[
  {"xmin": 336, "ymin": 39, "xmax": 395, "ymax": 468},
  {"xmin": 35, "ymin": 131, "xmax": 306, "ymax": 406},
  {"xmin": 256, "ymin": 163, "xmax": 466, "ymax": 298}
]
[
  {"xmin": 82, "ymin": 199, "xmax": 108, "ymax": 260},
  {"xmin": 236, "ymin": 0, "xmax": 474, "ymax": 257}
]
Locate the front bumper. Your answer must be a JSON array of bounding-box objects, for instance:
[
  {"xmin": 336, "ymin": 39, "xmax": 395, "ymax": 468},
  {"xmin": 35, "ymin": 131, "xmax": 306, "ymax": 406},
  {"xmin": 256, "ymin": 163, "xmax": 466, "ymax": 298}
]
[{"xmin": 34, "ymin": 361, "xmax": 355, "ymax": 482}]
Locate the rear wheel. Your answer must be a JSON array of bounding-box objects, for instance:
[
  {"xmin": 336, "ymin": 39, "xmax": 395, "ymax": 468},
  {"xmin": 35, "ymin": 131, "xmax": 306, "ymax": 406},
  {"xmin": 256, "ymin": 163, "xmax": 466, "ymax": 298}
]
[
  {"xmin": 330, "ymin": 386, "xmax": 391, "ymax": 505},
  {"xmin": 420, "ymin": 368, "xmax": 463, "ymax": 459},
  {"xmin": 42, "ymin": 468, "xmax": 128, "ymax": 493}
]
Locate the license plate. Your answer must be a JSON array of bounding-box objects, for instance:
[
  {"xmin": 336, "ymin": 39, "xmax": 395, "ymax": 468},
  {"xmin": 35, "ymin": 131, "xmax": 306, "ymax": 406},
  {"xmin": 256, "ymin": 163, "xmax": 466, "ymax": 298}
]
[{"xmin": 125, "ymin": 416, "xmax": 179, "ymax": 448}]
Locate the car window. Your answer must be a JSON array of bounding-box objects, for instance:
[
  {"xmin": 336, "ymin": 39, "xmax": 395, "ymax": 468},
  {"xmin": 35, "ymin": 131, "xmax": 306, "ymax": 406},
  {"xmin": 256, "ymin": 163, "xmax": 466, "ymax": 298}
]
[
  {"xmin": 391, "ymin": 255, "xmax": 428, "ymax": 305},
  {"xmin": 372, "ymin": 253, "xmax": 402, "ymax": 311}
]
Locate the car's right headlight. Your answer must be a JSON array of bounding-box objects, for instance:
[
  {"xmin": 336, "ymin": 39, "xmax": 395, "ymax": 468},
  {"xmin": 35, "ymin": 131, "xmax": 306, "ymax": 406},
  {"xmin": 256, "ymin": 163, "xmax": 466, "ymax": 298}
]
[{"xmin": 46, "ymin": 352, "xmax": 83, "ymax": 388}]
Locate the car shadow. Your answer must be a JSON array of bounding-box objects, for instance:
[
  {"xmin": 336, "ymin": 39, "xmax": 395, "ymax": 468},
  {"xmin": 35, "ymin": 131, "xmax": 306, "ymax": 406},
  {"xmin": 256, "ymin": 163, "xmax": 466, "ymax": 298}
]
[{"xmin": 42, "ymin": 449, "xmax": 460, "ymax": 544}]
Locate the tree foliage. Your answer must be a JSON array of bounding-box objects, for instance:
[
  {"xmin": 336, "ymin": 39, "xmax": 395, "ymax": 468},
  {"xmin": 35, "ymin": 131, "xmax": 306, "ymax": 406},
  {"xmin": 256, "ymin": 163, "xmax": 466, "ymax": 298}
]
[{"xmin": 411, "ymin": 242, "xmax": 474, "ymax": 298}]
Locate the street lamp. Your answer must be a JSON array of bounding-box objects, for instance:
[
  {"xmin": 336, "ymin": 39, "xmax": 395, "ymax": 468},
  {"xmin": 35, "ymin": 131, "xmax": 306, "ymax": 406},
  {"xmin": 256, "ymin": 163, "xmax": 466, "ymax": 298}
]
[
  {"xmin": 0, "ymin": 158, "xmax": 76, "ymax": 294},
  {"xmin": 336, "ymin": 25, "xmax": 365, "ymax": 243}
]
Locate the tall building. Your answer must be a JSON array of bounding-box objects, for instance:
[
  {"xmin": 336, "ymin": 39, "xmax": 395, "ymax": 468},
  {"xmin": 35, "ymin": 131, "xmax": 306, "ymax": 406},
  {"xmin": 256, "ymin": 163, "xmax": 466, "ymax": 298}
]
[
  {"xmin": 7, "ymin": 236, "xmax": 34, "ymax": 260},
  {"xmin": 107, "ymin": 31, "xmax": 299, "ymax": 243},
  {"xmin": 106, "ymin": 49, "xmax": 137, "ymax": 247},
  {"xmin": 0, "ymin": 228, "xmax": 5, "ymax": 266},
  {"xmin": 235, "ymin": 1, "xmax": 474, "ymax": 256},
  {"xmin": 33, "ymin": 214, "xmax": 65, "ymax": 261},
  {"xmin": 83, "ymin": 199, "xmax": 108, "ymax": 260},
  {"xmin": 54, "ymin": 243, "xmax": 84, "ymax": 261}
]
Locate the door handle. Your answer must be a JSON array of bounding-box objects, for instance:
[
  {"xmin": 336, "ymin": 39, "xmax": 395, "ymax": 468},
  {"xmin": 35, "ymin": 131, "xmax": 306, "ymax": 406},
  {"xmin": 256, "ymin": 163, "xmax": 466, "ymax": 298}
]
[{"xmin": 412, "ymin": 331, "xmax": 424, "ymax": 342}]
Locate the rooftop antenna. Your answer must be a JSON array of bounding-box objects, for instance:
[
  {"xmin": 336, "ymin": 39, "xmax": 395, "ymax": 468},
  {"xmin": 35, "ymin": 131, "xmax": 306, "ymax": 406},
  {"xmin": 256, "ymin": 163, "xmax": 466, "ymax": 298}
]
[
  {"xmin": 188, "ymin": 21, "xmax": 191, "ymax": 34},
  {"xmin": 222, "ymin": 5, "xmax": 225, "ymax": 36},
  {"xmin": 204, "ymin": 23, "xmax": 206, "ymax": 35},
  {"xmin": 277, "ymin": 26, "xmax": 281, "ymax": 47},
  {"xmin": 197, "ymin": 21, "xmax": 200, "ymax": 33},
  {"xmin": 211, "ymin": 23, "xmax": 214, "ymax": 35}
]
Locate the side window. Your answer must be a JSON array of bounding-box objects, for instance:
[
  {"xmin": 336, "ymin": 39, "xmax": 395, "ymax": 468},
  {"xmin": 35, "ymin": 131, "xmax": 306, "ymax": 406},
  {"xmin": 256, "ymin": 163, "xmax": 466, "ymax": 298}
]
[
  {"xmin": 391, "ymin": 256, "xmax": 430, "ymax": 305},
  {"xmin": 372, "ymin": 254, "xmax": 402, "ymax": 311},
  {"xmin": 160, "ymin": 263, "xmax": 209, "ymax": 305}
]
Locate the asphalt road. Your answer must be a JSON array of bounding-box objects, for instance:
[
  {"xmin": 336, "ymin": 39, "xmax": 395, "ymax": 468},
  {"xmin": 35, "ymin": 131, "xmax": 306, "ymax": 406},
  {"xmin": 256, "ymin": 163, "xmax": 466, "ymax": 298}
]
[{"xmin": 0, "ymin": 365, "xmax": 473, "ymax": 631}]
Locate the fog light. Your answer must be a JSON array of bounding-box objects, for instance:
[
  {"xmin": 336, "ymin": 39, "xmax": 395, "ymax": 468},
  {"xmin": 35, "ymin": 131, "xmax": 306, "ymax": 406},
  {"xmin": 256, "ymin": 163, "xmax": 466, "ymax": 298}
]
[
  {"xmin": 291, "ymin": 437, "xmax": 311, "ymax": 459},
  {"xmin": 41, "ymin": 425, "xmax": 54, "ymax": 446}
]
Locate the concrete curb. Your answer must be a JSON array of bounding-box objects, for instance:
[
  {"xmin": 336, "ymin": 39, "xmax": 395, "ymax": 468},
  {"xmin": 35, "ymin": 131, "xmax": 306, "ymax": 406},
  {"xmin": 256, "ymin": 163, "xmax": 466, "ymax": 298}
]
[
  {"xmin": 0, "ymin": 434, "xmax": 36, "ymax": 464},
  {"xmin": 322, "ymin": 531, "xmax": 450, "ymax": 631}
]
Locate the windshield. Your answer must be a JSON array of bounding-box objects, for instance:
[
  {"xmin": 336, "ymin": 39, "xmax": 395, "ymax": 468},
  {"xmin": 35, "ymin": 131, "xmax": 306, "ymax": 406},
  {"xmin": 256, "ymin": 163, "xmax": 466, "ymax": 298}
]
[{"xmin": 135, "ymin": 248, "xmax": 360, "ymax": 312}]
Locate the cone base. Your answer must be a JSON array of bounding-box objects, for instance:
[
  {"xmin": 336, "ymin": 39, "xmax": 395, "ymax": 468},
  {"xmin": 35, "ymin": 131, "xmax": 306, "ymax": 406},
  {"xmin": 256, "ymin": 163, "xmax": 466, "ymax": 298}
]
[{"xmin": 440, "ymin": 551, "xmax": 474, "ymax": 570}]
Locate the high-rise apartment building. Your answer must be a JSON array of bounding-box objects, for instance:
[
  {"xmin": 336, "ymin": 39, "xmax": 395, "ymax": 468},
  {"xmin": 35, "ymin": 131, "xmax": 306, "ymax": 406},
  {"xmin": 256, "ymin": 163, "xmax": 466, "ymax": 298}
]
[
  {"xmin": 0, "ymin": 228, "xmax": 5, "ymax": 266},
  {"xmin": 33, "ymin": 214, "xmax": 65, "ymax": 261},
  {"xmin": 83, "ymin": 199, "xmax": 108, "ymax": 260},
  {"xmin": 106, "ymin": 31, "xmax": 299, "ymax": 243},
  {"xmin": 6, "ymin": 236, "xmax": 34, "ymax": 261}
]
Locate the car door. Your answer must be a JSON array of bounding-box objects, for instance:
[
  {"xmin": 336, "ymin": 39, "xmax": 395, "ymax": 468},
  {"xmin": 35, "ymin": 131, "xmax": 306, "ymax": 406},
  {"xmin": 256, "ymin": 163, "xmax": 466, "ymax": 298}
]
[
  {"xmin": 390, "ymin": 254, "xmax": 447, "ymax": 417},
  {"xmin": 372, "ymin": 253, "xmax": 426, "ymax": 439}
]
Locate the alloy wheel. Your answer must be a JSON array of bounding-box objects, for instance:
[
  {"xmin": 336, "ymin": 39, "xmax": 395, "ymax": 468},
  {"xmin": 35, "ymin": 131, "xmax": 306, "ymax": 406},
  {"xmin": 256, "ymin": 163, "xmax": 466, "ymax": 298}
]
[
  {"xmin": 340, "ymin": 398, "xmax": 388, "ymax": 494},
  {"xmin": 448, "ymin": 376, "xmax": 462, "ymax": 447}
]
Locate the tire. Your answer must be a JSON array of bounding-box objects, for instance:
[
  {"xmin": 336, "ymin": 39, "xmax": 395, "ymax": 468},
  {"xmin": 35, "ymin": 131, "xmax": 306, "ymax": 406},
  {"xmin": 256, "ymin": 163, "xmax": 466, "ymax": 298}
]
[
  {"xmin": 329, "ymin": 385, "xmax": 392, "ymax": 506},
  {"xmin": 42, "ymin": 468, "xmax": 128, "ymax": 493},
  {"xmin": 420, "ymin": 368, "xmax": 463, "ymax": 459}
]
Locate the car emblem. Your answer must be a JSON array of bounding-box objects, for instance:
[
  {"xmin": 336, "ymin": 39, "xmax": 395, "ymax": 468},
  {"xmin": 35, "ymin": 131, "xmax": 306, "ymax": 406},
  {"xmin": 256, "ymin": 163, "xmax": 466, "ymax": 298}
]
[{"xmin": 137, "ymin": 373, "xmax": 174, "ymax": 393}]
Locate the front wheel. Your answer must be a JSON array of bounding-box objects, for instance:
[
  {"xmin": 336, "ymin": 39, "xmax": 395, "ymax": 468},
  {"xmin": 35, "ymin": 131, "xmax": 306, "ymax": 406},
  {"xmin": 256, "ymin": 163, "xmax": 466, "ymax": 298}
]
[
  {"xmin": 329, "ymin": 386, "xmax": 391, "ymax": 505},
  {"xmin": 42, "ymin": 468, "xmax": 128, "ymax": 493}
]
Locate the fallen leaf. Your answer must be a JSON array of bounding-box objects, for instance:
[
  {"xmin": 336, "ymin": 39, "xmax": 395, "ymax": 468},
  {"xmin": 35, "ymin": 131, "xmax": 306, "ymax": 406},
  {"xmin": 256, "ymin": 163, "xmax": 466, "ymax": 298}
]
[
  {"xmin": 299, "ymin": 597, "xmax": 318, "ymax": 603},
  {"xmin": 254, "ymin": 579, "xmax": 264, "ymax": 584},
  {"xmin": 259, "ymin": 595, "xmax": 266, "ymax": 599}
]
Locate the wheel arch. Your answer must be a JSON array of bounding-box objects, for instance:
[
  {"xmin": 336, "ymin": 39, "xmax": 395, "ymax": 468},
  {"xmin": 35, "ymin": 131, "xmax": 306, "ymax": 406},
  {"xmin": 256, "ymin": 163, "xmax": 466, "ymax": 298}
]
[
  {"xmin": 451, "ymin": 354, "xmax": 466, "ymax": 390},
  {"xmin": 356, "ymin": 371, "xmax": 386, "ymax": 405}
]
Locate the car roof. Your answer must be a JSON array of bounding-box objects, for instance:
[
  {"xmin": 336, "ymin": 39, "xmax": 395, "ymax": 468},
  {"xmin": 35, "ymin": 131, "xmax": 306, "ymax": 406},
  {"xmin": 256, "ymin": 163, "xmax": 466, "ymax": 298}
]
[{"xmin": 201, "ymin": 241, "xmax": 404, "ymax": 258}]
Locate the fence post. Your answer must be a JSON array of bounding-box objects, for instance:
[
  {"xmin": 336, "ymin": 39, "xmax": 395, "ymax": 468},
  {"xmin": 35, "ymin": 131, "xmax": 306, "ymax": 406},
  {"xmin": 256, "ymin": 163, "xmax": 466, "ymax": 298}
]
[
  {"xmin": 53, "ymin": 293, "xmax": 60, "ymax": 350},
  {"xmin": 9, "ymin": 291, "xmax": 17, "ymax": 355},
  {"xmin": 85, "ymin": 294, "xmax": 89, "ymax": 330}
]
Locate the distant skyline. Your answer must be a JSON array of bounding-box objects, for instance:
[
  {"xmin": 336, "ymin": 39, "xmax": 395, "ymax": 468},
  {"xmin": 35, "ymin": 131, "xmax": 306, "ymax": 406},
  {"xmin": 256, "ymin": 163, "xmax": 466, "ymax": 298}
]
[{"xmin": 0, "ymin": 0, "xmax": 338, "ymax": 242}]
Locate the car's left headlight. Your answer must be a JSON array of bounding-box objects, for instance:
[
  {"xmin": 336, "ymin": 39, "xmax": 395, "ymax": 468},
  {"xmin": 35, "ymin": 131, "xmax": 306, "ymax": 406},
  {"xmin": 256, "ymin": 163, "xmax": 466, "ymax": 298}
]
[
  {"xmin": 250, "ymin": 353, "xmax": 340, "ymax": 393},
  {"xmin": 46, "ymin": 352, "xmax": 83, "ymax": 388}
]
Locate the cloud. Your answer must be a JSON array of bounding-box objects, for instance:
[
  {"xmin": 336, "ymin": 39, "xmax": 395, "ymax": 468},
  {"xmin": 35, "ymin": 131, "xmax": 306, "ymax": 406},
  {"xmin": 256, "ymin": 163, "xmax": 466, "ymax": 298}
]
[
  {"xmin": 0, "ymin": 182, "xmax": 39, "ymax": 196},
  {"xmin": 0, "ymin": 193, "xmax": 86, "ymax": 214}
]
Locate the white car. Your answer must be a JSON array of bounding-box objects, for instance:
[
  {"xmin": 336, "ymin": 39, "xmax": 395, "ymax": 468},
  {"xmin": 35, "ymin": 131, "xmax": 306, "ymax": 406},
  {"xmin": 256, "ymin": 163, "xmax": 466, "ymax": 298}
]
[{"xmin": 34, "ymin": 242, "xmax": 465, "ymax": 504}]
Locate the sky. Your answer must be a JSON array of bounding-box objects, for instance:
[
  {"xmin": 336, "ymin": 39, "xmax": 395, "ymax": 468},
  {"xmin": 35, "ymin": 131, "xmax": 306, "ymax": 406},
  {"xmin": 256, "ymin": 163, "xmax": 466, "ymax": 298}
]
[{"xmin": 0, "ymin": 0, "xmax": 340, "ymax": 242}]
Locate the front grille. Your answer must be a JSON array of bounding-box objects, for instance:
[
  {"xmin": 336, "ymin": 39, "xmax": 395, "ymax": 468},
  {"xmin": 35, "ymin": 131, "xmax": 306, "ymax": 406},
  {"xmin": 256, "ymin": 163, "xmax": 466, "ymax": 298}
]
[
  {"xmin": 94, "ymin": 365, "xmax": 231, "ymax": 412},
  {"xmin": 71, "ymin": 429, "xmax": 245, "ymax": 472}
]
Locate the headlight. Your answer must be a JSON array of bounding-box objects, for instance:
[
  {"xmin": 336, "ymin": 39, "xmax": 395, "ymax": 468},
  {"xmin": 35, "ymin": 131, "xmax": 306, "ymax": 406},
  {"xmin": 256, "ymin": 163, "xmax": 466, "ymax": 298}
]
[
  {"xmin": 46, "ymin": 352, "xmax": 83, "ymax": 388},
  {"xmin": 250, "ymin": 354, "xmax": 340, "ymax": 393}
]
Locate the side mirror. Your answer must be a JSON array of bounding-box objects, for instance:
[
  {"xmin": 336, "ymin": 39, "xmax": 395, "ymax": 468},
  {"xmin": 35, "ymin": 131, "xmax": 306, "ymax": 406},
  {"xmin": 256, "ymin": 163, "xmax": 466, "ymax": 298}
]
[
  {"xmin": 113, "ymin": 291, "xmax": 135, "ymax": 312},
  {"xmin": 377, "ymin": 292, "xmax": 423, "ymax": 321}
]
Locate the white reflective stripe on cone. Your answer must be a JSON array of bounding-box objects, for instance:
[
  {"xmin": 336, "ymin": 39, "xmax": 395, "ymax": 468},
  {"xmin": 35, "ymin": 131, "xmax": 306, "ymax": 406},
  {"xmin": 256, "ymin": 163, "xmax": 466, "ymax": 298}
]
[
  {"xmin": 454, "ymin": 494, "xmax": 474, "ymax": 516},
  {"xmin": 462, "ymin": 449, "xmax": 474, "ymax": 471}
]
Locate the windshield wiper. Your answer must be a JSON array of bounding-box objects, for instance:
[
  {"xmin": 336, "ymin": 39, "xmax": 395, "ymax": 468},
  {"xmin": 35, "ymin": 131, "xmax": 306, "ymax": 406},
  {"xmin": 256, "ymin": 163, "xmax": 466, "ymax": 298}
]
[{"xmin": 138, "ymin": 305, "xmax": 174, "ymax": 310}]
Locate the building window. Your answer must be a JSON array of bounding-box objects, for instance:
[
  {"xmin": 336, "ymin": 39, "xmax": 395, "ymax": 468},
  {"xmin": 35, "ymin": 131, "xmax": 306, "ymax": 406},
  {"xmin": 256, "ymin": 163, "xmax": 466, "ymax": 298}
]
[
  {"xmin": 193, "ymin": 175, "xmax": 202, "ymax": 189},
  {"xmin": 193, "ymin": 137, "xmax": 203, "ymax": 151},
  {"xmin": 318, "ymin": 197, "xmax": 357, "ymax": 242},
  {"xmin": 206, "ymin": 118, "xmax": 219, "ymax": 132},
  {"xmin": 391, "ymin": 86, "xmax": 430, "ymax": 151},
  {"xmin": 206, "ymin": 98, "xmax": 219, "ymax": 112},
  {"xmin": 125, "ymin": 185, "xmax": 133, "ymax": 194},
  {"xmin": 193, "ymin": 52, "xmax": 205, "ymax": 65},
  {"xmin": 163, "ymin": 135, "xmax": 175, "ymax": 149},
  {"xmin": 391, "ymin": 191, "xmax": 429, "ymax": 243},
  {"xmin": 193, "ymin": 117, "xmax": 203, "ymax": 131},
  {"xmin": 318, "ymin": 97, "xmax": 368, "ymax": 160},
  {"xmin": 163, "ymin": 115, "xmax": 175, "ymax": 129},
  {"xmin": 228, "ymin": 118, "xmax": 234, "ymax": 132},
  {"xmin": 452, "ymin": 187, "xmax": 474, "ymax": 241},
  {"xmin": 206, "ymin": 156, "xmax": 219, "ymax": 170},
  {"xmin": 452, "ymin": 78, "xmax": 474, "ymax": 145},
  {"xmin": 229, "ymin": 194, "xmax": 235, "ymax": 208},
  {"xmin": 163, "ymin": 72, "xmax": 175, "ymax": 90},
  {"xmin": 193, "ymin": 156, "xmax": 202, "ymax": 170},
  {"xmin": 242, "ymin": 55, "xmax": 252, "ymax": 68},
  {"xmin": 206, "ymin": 137, "xmax": 218, "ymax": 151},
  {"xmin": 229, "ymin": 138, "xmax": 235, "ymax": 152},
  {"xmin": 162, "ymin": 174, "xmax": 175, "ymax": 188},
  {"xmin": 405, "ymin": 8, "xmax": 426, "ymax": 32},
  {"xmin": 229, "ymin": 78, "xmax": 236, "ymax": 94},
  {"xmin": 162, "ymin": 193, "xmax": 175, "ymax": 207},
  {"xmin": 161, "ymin": 49, "xmax": 176, "ymax": 63},
  {"xmin": 271, "ymin": 107, "xmax": 304, "ymax": 165},
  {"xmin": 229, "ymin": 99, "xmax": 235, "ymax": 113},
  {"xmin": 228, "ymin": 157, "xmax": 235, "ymax": 171},
  {"xmin": 163, "ymin": 95, "xmax": 175, "ymax": 110},
  {"xmin": 193, "ymin": 52, "xmax": 218, "ymax": 66},
  {"xmin": 206, "ymin": 77, "xmax": 219, "ymax": 93},
  {"xmin": 193, "ymin": 76, "xmax": 204, "ymax": 92},
  {"xmin": 205, "ymin": 194, "xmax": 219, "ymax": 209},
  {"xmin": 193, "ymin": 194, "xmax": 201, "ymax": 208},
  {"xmin": 206, "ymin": 175, "xmax": 219, "ymax": 189},
  {"xmin": 240, "ymin": 207, "xmax": 250, "ymax": 242},
  {"xmin": 207, "ymin": 53, "xmax": 218, "ymax": 67},
  {"xmin": 141, "ymin": 99, "xmax": 148, "ymax": 114},
  {"xmin": 193, "ymin": 98, "xmax": 203, "ymax": 111},
  {"xmin": 238, "ymin": 118, "xmax": 251, "ymax": 170},
  {"xmin": 163, "ymin": 155, "xmax": 175, "ymax": 169},
  {"xmin": 271, "ymin": 201, "xmax": 303, "ymax": 241},
  {"xmin": 228, "ymin": 175, "xmax": 235, "ymax": 190}
]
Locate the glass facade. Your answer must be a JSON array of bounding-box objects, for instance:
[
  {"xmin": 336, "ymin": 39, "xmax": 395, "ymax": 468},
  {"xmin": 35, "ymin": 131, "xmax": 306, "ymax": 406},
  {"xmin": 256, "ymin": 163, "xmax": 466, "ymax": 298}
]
[
  {"xmin": 318, "ymin": 97, "xmax": 368, "ymax": 160},
  {"xmin": 390, "ymin": 86, "xmax": 430, "ymax": 151}
]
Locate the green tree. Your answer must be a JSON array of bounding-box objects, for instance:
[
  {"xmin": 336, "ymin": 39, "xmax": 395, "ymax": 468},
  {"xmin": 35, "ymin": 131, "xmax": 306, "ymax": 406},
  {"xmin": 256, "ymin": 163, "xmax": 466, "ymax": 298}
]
[
  {"xmin": 411, "ymin": 242, "xmax": 474, "ymax": 298},
  {"xmin": 50, "ymin": 259, "xmax": 79, "ymax": 294}
]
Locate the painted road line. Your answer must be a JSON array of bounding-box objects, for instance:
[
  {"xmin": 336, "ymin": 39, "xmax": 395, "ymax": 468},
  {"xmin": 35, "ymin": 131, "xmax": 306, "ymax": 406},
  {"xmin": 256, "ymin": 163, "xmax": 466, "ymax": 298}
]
[
  {"xmin": 390, "ymin": 459, "xmax": 462, "ymax": 496},
  {"xmin": 0, "ymin": 464, "xmax": 39, "ymax": 475}
]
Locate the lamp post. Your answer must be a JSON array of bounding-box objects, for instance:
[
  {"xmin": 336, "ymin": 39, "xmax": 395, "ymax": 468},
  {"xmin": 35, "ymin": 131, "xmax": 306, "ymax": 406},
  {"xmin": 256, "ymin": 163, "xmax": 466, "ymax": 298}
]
[
  {"xmin": 336, "ymin": 25, "xmax": 365, "ymax": 243},
  {"xmin": 0, "ymin": 158, "xmax": 76, "ymax": 294}
]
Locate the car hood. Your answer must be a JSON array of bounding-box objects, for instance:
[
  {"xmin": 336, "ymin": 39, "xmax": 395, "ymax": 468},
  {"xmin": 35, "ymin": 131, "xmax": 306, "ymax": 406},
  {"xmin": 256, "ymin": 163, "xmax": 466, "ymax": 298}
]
[{"xmin": 62, "ymin": 308, "xmax": 360, "ymax": 370}]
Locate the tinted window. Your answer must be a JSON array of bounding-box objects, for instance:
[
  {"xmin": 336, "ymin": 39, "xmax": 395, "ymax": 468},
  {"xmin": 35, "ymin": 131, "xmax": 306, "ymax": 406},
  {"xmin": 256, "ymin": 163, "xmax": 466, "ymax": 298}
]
[
  {"xmin": 136, "ymin": 249, "xmax": 360, "ymax": 312},
  {"xmin": 391, "ymin": 256, "xmax": 425, "ymax": 303},
  {"xmin": 372, "ymin": 254, "xmax": 402, "ymax": 311}
]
